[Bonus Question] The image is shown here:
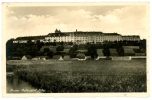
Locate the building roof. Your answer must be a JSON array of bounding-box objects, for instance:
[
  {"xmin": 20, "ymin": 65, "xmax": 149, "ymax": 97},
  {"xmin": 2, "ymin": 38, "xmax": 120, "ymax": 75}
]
[
  {"xmin": 52, "ymin": 55, "xmax": 61, "ymax": 59},
  {"xmin": 16, "ymin": 36, "xmax": 46, "ymax": 40},
  {"xmin": 122, "ymin": 35, "xmax": 140, "ymax": 37},
  {"xmin": 23, "ymin": 55, "xmax": 32, "ymax": 59},
  {"xmin": 63, "ymin": 56, "xmax": 70, "ymax": 60},
  {"xmin": 48, "ymin": 31, "xmax": 105, "ymax": 37},
  {"xmin": 48, "ymin": 33, "xmax": 69, "ymax": 37},
  {"xmin": 14, "ymin": 30, "xmax": 123, "ymax": 41},
  {"xmin": 73, "ymin": 31, "xmax": 103, "ymax": 35},
  {"xmin": 104, "ymin": 33, "xmax": 120, "ymax": 35}
]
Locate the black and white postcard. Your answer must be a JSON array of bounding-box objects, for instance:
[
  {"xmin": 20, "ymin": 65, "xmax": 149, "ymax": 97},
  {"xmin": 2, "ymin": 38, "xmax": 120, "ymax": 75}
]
[{"xmin": 2, "ymin": 2, "xmax": 150, "ymax": 97}]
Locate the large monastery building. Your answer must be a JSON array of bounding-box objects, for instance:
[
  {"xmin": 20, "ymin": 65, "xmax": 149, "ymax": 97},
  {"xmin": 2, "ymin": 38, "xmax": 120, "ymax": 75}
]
[
  {"xmin": 45, "ymin": 29, "xmax": 123, "ymax": 44},
  {"xmin": 13, "ymin": 29, "xmax": 140, "ymax": 44}
]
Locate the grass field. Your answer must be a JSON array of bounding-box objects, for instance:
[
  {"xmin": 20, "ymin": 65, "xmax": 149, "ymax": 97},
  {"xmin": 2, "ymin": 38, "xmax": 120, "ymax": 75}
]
[{"xmin": 7, "ymin": 59, "xmax": 146, "ymax": 93}]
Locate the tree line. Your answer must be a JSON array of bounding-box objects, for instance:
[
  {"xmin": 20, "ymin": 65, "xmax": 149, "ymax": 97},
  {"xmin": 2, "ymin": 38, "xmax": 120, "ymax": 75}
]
[{"xmin": 6, "ymin": 39, "xmax": 146, "ymax": 60}]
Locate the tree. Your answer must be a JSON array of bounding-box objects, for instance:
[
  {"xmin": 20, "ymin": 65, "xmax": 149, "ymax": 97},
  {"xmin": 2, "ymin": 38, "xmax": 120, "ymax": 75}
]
[
  {"xmin": 16, "ymin": 48, "xmax": 23, "ymax": 57},
  {"xmin": 27, "ymin": 39, "xmax": 33, "ymax": 46},
  {"xmin": 36, "ymin": 51, "xmax": 44, "ymax": 56},
  {"xmin": 118, "ymin": 40, "xmax": 123, "ymax": 47},
  {"xmin": 6, "ymin": 39, "xmax": 13, "ymax": 58},
  {"xmin": 68, "ymin": 42, "xmax": 73, "ymax": 45},
  {"xmin": 68, "ymin": 44, "xmax": 78, "ymax": 58},
  {"xmin": 102, "ymin": 43, "xmax": 110, "ymax": 57},
  {"xmin": 87, "ymin": 44, "xmax": 98, "ymax": 59},
  {"xmin": 72, "ymin": 44, "xmax": 78, "ymax": 51},
  {"xmin": 102, "ymin": 48, "xmax": 110, "ymax": 57},
  {"xmin": 30, "ymin": 45, "xmax": 38, "ymax": 57},
  {"xmin": 56, "ymin": 45, "xmax": 64, "ymax": 51},
  {"xmin": 48, "ymin": 39, "xmax": 51, "ymax": 43},
  {"xmin": 44, "ymin": 48, "xmax": 50, "ymax": 53},
  {"xmin": 60, "ymin": 41, "xmax": 64, "ymax": 45},
  {"xmin": 53, "ymin": 39, "xmax": 57, "ymax": 46},
  {"xmin": 36, "ymin": 40, "xmax": 44, "ymax": 50},
  {"xmin": 47, "ymin": 51, "xmax": 54, "ymax": 58},
  {"xmin": 36, "ymin": 40, "xmax": 40, "ymax": 44},
  {"xmin": 68, "ymin": 52, "xmax": 77, "ymax": 58},
  {"xmin": 92, "ymin": 41, "xmax": 95, "ymax": 44},
  {"xmin": 139, "ymin": 39, "xmax": 146, "ymax": 50},
  {"xmin": 116, "ymin": 46, "xmax": 124, "ymax": 56}
]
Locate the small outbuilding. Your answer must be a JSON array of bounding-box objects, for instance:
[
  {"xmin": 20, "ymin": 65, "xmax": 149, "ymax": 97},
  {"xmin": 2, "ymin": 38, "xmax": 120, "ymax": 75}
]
[
  {"xmin": 76, "ymin": 53, "xmax": 86, "ymax": 60},
  {"xmin": 40, "ymin": 56, "xmax": 49, "ymax": 60},
  {"xmin": 32, "ymin": 57, "xmax": 40, "ymax": 60},
  {"xmin": 52, "ymin": 55, "xmax": 63, "ymax": 60},
  {"xmin": 22, "ymin": 55, "xmax": 32, "ymax": 60},
  {"xmin": 63, "ymin": 55, "xmax": 71, "ymax": 60}
]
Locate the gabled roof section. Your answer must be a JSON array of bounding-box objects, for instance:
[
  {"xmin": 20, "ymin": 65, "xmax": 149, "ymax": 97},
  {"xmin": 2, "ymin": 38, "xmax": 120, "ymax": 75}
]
[
  {"xmin": 47, "ymin": 31, "xmax": 104, "ymax": 37},
  {"xmin": 16, "ymin": 36, "xmax": 46, "ymax": 40},
  {"xmin": 48, "ymin": 33, "xmax": 69, "ymax": 37},
  {"xmin": 24, "ymin": 55, "xmax": 32, "ymax": 59},
  {"xmin": 104, "ymin": 33, "xmax": 120, "ymax": 35},
  {"xmin": 122, "ymin": 35, "xmax": 140, "ymax": 37}
]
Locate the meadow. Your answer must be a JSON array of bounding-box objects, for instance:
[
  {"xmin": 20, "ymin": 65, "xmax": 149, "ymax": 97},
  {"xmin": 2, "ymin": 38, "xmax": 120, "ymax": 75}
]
[{"xmin": 7, "ymin": 59, "xmax": 146, "ymax": 93}]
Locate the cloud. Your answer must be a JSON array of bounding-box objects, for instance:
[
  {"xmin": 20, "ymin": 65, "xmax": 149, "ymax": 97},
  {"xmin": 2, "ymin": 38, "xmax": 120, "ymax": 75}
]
[
  {"xmin": 6, "ymin": 5, "xmax": 148, "ymax": 40},
  {"xmin": 6, "ymin": 9, "xmax": 16, "ymax": 16}
]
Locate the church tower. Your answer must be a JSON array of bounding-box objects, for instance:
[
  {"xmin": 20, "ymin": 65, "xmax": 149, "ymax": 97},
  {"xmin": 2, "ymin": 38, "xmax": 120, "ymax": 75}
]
[
  {"xmin": 55, "ymin": 29, "xmax": 59, "ymax": 33},
  {"xmin": 55, "ymin": 29, "xmax": 61, "ymax": 33}
]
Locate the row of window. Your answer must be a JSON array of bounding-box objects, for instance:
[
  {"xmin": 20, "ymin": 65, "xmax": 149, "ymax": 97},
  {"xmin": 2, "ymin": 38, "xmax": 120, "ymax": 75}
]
[
  {"xmin": 45, "ymin": 38, "xmax": 122, "ymax": 41},
  {"xmin": 46, "ymin": 37, "xmax": 121, "ymax": 40},
  {"xmin": 13, "ymin": 39, "xmax": 124, "ymax": 43},
  {"xmin": 45, "ymin": 36, "xmax": 121, "ymax": 38}
]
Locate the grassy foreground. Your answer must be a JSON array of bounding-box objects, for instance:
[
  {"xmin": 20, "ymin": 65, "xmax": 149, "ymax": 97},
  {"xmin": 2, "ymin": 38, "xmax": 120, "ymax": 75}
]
[{"xmin": 8, "ymin": 59, "xmax": 146, "ymax": 92}]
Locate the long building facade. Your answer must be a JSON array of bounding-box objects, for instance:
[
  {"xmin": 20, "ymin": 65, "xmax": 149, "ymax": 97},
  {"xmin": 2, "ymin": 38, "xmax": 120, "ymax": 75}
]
[
  {"xmin": 122, "ymin": 35, "xmax": 140, "ymax": 41},
  {"xmin": 45, "ymin": 29, "xmax": 122, "ymax": 44},
  {"xmin": 13, "ymin": 29, "xmax": 140, "ymax": 44}
]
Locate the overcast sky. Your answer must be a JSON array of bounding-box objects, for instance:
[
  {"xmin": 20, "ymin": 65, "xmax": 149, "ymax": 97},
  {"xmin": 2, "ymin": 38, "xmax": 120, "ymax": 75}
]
[{"xmin": 6, "ymin": 4, "xmax": 149, "ymax": 40}]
